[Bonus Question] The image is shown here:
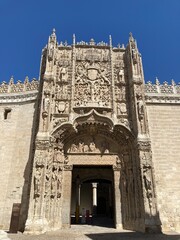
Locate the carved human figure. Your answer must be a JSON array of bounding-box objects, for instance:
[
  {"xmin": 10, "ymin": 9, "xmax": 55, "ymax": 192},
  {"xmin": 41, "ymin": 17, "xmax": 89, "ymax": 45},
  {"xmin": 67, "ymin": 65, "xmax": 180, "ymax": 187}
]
[
  {"xmin": 55, "ymin": 101, "xmax": 59, "ymax": 113},
  {"xmin": 137, "ymin": 96, "xmax": 144, "ymax": 119},
  {"xmin": 119, "ymin": 87, "xmax": 126, "ymax": 101},
  {"xmin": 43, "ymin": 96, "xmax": 50, "ymax": 113},
  {"xmin": 70, "ymin": 144, "xmax": 78, "ymax": 152},
  {"xmin": 56, "ymin": 149, "xmax": 64, "ymax": 163},
  {"xmin": 118, "ymin": 67, "xmax": 124, "ymax": 83},
  {"xmin": 57, "ymin": 170, "xmax": 62, "ymax": 198},
  {"xmin": 78, "ymin": 141, "xmax": 84, "ymax": 153},
  {"xmin": 45, "ymin": 168, "xmax": 51, "ymax": 195},
  {"xmin": 34, "ymin": 167, "xmax": 42, "ymax": 195},
  {"xmin": 89, "ymin": 142, "xmax": 96, "ymax": 152},
  {"xmin": 143, "ymin": 165, "xmax": 153, "ymax": 211},
  {"xmin": 83, "ymin": 144, "xmax": 89, "ymax": 152},
  {"xmin": 51, "ymin": 170, "xmax": 57, "ymax": 196},
  {"xmin": 59, "ymin": 67, "xmax": 68, "ymax": 82}
]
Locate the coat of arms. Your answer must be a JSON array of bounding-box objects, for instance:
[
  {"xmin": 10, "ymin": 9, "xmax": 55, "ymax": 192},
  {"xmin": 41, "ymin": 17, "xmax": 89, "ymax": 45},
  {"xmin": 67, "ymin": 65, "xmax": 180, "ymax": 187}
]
[{"xmin": 87, "ymin": 68, "xmax": 98, "ymax": 81}]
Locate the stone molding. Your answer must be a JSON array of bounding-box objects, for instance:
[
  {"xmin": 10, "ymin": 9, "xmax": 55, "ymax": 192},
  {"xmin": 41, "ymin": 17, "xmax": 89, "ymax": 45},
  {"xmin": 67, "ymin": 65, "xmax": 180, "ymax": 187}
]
[
  {"xmin": 145, "ymin": 79, "xmax": 180, "ymax": 104},
  {"xmin": 0, "ymin": 91, "xmax": 38, "ymax": 104},
  {"xmin": 0, "ymin": 77, "xmax": 39, "ymax": 104}
]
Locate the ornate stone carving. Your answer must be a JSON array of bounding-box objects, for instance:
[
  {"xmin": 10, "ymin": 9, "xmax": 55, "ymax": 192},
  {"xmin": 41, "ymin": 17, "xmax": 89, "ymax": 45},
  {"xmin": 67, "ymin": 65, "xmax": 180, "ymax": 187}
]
[
  {"xmin": 137, "ymin": 141, "xmax": 151, "ymax": 151},
  {"xmin": 74, "ymin": 62, "xmax": 111, "ymax": 107},
  {"xmin": 55, "ymin": 101, "xmax": 69, "ymax": 114},
  {"xmin": 35, "ymin": 140, "xmax": 50, "ymax": 150},
  {"xmin": 34, "ymin": 151, "xmax": 47, "ymax": 167},
  {"xmin": 117, "ymin": 103, "xmax": 127, "ymax": 115},
  {"xmin": 0, "ymin": 77, "xmax": 38, "ymax": 94},
  {"xmin": 67, "ymin": 137, "xmax": 113, "ymax": 154},
  {"xmin": 34, "ymin": 167, "xmax": 42, "ymax": 197},
  {"xmin": 143, "ymin": 164, "xmax": 153, "ymax": 214}
]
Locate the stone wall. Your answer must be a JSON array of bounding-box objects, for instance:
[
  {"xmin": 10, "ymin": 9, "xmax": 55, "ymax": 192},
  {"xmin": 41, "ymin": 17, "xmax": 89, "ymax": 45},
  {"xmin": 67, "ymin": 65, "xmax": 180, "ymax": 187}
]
[
  {"xmin": 146, "ymin": 103, "xmax": 180, "ymax": 232},
  {"xmin": 0, "ymin": 100, "xmax": 36, "ymax": 230}
]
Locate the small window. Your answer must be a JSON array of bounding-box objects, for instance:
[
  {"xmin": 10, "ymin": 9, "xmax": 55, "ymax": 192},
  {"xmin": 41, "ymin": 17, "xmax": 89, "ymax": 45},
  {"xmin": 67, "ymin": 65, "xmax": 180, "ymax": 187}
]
[{"xmin": 4, "ymin": 108, "xmax": 12, "ymax": 120}]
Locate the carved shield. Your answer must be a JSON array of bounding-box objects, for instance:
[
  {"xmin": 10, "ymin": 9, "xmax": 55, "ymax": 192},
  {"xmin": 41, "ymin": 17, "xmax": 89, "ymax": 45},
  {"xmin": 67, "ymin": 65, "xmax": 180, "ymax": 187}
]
[
  {"xmin": 58, "ymin": 101, "xmax": 66, "ymax": 112},
  {"xmin": 87, "ymin": 68, "xmax": 98, "ymax": 80}
]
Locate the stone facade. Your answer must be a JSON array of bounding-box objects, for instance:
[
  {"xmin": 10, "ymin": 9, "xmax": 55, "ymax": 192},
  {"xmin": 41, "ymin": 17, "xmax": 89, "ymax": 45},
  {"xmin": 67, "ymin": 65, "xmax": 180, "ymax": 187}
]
[{"xmin": 0, "ymin": 30, "xmax": 179, "ymax": 233}]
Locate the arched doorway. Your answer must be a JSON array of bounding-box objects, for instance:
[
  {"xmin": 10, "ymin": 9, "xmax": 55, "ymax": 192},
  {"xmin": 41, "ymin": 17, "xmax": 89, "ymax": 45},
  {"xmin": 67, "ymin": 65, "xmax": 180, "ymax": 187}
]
[{"xmin": 71, "ymin": 165, "xmax": 114, "ymax": 227}]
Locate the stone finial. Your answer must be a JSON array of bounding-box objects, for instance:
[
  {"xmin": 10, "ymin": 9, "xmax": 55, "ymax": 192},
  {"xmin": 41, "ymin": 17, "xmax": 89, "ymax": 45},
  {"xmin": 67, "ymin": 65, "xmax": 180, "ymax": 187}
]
[
  {"xmin": 89, "ymin": 38, "xmax": 95, "ymax": 45},
  {"xmin": 155, "ymin": 77, "xmax": 160, "ymax": 85},
  {"xmin": 9, "ymin": 76, "xmax": 14, "ymax": 84},
  {"xmin": 24, "ymin": 76, "xmax": 29, "ymax": 84},
  {"xmin": 109, "ymin": 35, "xmax": 112, "ymax": 47},
  {"xmin": 171, "ymin": 79, "xmax": 175, "ymax": 86},
  {"xmin": 129, "ymin": 32, "xmax": 134, "ymax": 41},
  {"xmin": 52, "ymin": 28, "xmax": 56, "ymax": 35},
  {"xmin": 73, "ymin": 34, "xmax": 76, "ymax": 45}
]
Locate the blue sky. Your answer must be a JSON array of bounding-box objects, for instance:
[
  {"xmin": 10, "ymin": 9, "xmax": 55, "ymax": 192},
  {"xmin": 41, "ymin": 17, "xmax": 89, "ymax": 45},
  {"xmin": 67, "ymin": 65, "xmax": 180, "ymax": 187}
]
[{"xmin": 0, "ymin": 0, "xmax": 180, "ymax": 83}]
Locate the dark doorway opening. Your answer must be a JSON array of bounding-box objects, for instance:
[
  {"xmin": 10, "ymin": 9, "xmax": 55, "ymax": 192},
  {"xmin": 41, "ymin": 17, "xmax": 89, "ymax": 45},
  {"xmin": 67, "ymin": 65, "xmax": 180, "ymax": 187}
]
[{"xmin": 71, "ymin": 165, "xmax": 115, "ymax": 228}]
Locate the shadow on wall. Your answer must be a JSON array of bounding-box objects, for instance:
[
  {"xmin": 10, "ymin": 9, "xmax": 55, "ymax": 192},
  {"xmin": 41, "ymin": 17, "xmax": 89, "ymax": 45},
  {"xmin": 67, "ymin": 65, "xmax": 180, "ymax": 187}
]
[
  {"xmin": 15, "ymin": 83, "xmax": 43, "ymax": 232},
  {"xmin": 86, "ymin": 232, "xmax": 180, "ymax": 240}
]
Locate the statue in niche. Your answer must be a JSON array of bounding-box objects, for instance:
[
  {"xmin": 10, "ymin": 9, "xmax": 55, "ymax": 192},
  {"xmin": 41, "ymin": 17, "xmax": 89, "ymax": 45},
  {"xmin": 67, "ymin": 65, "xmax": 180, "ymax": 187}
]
[
  {"xmin": 137, "ymin": 95, "xmax": 146, "ymax": 133},
  {"xmin": 137, "ymin": 95, "xmax": 144, "ymax": 119},
  {"xmin": 55, "ymin": 101, "xmax": 59, "ymax": 113},
  {"xmin": 35, "ymin": 151, "xmax": 44, "ymax": 166},
  {"xmin": 48, "ymin": 42, "xmax": 54, "ymax": 61},
  {"xmin": 43, "ymin": 95, "xmax": 50, "ymax": 113},
  {"xmin": 45, "ymin": 167, "xmax": 51, "ymax": 196},
  {"xmin": 117, "ymin": 103, "xmax": 127, "ymax": 115},
  {"xmin": 143, "ymin": 164, "xmax": 153, "ymax": 211},
  {"xmin": 59, "ymin": 67, "xmax": 68, "ymax": 82},
  {"xmin": 54, "ymin": 148, "xmax": 64, "ymax": 163},
  {"xmin": 34, "ymin": 167, "xmax": 42, "ymax": 196},
  {"xmin": 57, "ymin": 171, "xmax": 62, "ymax": 198},
  {"xmin": 51, "ymin": 169, "xmax": 57, "ymax": 197},
  {"xmin": 118, "ymin": 66, "xmax": 125, "ymax": 83}
]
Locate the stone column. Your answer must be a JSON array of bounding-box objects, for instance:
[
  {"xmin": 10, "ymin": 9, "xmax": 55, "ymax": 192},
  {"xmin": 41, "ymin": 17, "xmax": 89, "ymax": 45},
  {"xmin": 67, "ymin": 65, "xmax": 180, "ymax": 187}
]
[
  {"xmin": 75, "ymin": 175, "xmax": 81, "ymax": 223},
  {"xmin": 61, "ymin": 165, "xmax": 73, "ymax": 228},
  {"xmin": 92, "ymin": 183, "xmax": 98, "ymax": 215},
  {"xmin": 113, "ymin": 166, "xmax": 122, "ymax": 229}
]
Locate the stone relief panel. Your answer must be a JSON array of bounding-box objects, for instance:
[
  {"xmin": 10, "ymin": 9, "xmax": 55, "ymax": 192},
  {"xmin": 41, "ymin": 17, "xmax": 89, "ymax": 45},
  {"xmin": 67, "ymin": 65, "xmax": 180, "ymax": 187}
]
[
  {"xmin": 76, "ymin": 47, "xmax": 110, "ymax": 62},
  {"xmin": 65, "ymin": 135, "xmax": 120, "ymax": 155},
  {"xmin": 74, "ymin": 61, "xmax": 111, "ymax": 108}
]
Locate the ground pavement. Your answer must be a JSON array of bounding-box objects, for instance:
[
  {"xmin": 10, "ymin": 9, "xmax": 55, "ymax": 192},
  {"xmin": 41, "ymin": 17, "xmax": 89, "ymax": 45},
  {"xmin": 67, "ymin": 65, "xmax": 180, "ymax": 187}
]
[{"xmin": 7, "ymin": 225, "xmax": 180, "ymax": 240}]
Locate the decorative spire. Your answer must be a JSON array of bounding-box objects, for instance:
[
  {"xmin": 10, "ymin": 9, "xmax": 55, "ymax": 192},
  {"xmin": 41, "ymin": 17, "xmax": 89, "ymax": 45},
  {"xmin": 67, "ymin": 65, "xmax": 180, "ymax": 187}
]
[
  {"xmin": 24, "ymin": 76, "xmax": 29, "ymax": 84},
  {"xmin": 9, "ymin": 76, "xmax": 14, "ymax": 84},
  {"xmin": 52, "ymin": 28, "xmax": 56, "ymax": 36},
  {"xmin": 109, "ymin": 35, "xmax": 112, "ymax": 47},
  {"xmin": 49, "ymin": 28, "xmax": 57, "ymax": 44},
  {"xmin": 129, "ymin": 32, "xmax": 134, "ymax": 41},
  {"xmin": 73, "ymin": 34, "xmax": 76, "ymax": 45}
]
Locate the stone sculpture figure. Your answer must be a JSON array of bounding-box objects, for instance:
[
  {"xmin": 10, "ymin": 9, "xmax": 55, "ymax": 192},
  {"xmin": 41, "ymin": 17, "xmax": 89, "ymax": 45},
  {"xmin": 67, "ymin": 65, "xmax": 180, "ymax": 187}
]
[{"xmin": 34, "ymin": 167, "xmax": 42, "ymax": 196}]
